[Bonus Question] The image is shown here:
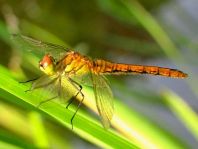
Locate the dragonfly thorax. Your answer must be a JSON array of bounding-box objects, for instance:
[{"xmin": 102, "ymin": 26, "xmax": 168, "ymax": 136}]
[{"xmin": 39, "ymin": 54, "xmax": 55, "ymax": 75}]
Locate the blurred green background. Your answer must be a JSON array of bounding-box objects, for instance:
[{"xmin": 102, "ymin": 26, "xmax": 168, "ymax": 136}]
[{"xmin": 0, "ymin": 0, "xmax": 197, "ymax": 148}]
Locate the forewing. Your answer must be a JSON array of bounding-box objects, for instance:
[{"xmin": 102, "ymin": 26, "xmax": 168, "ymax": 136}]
[
  {"xmin": 12, "ymin": 34, "xmax": 68, "ymax": 60},
  {"xmin": 91, "ymin": 74, "xmax": 114, "ymax": 129}
]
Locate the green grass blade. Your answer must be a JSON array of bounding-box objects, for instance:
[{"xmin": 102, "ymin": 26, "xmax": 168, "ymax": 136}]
[
  {"xmin": 164, "ymin": 91, "xmax": 198, "ymax": 141},
  {"xmin": 0, "ymin": 140, "xmax": 22, "ymax": 149},
  {"xmin": 28, "ymin": 112, "xmax": 50, "ymax": 148},
  {"xmin": 0, "ymin": 65, "xmax": 138, "ymax": 149},
  {"xmin": 83, "ymin": 87, "xmax": 188, "ymax": 148},
  {"xmin": 0, "ymin": 129, "xmax": 37, "ymax": 149},
  {"xmin": 0, "ymin": 100, "xmax": 71, "ymax": 148}
]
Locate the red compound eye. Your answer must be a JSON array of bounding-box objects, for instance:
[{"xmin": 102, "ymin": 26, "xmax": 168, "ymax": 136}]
[{"xmin": 39, "ymin": 54, "xmax": 53, "ymax": 69}]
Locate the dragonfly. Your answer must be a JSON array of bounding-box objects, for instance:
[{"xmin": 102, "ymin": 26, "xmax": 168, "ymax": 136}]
[{"xmin": 13, "ymin": 34, "xmax": 188, "ymax": 129}]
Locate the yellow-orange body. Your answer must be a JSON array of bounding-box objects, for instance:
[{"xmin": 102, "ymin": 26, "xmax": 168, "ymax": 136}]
[{"xmin": 52, "ymin": 51, "xmax": 187, "ymax": 78}]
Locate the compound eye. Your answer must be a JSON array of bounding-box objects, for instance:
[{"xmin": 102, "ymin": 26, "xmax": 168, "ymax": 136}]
[
  {"xmin": 39, "ymin": 61, "xmax": 43, "ymax": 68},
  {"xmin": 39, "ymin": 54, "xmax": 53, "ymax": 69},
  {"xmin": 40, "ymin": 61, "xmax": 48, "ymax": 69}
]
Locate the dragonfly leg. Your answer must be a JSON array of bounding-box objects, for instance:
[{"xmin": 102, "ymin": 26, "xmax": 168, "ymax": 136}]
[
  {"xmin": 19, "ymin": 77, "xmax": 40, "ymax": 83},
  {"xmin": 37, "ymin": 95, "xmax": 58, "ymax": 107},
  {"xmin": 65, "ymin": 85, "xmax": 82, "ymax": 109},
  {"xmin": 58, "ymin": 77, "xmax": 62, "ymax": 97},
  {"xmin": 66, "ymin": 79, "xmax": 83, "ymax": 109},
  {"xmin": 20, "ymin": 77, "xmax": 40, "ymax": 92},
  {"xmin": 25, "ymin": 77, "xmax": 58, "ymax": 92},
  {"xmin": 65, "ymin": 65, "xmax": 85, "ymax": 109},
  {"xmin": 70, "ymin": 95, "xmax": 84, "ymax": 130},
  {"xmin": 67, "ymin": 78, "xmax": 84, "ymax": 130},
  {"xmin": 20, "ymin": 76, "xmax": 56, "ymax": 92},
  {"xmin": 66, "ymin": 97, "xmax": 75, "ymax": 109}
]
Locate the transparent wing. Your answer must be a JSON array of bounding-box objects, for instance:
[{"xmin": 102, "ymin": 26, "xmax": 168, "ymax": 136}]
[
  {"xmin": 71, "ymin": 72, "xmax": 93, "ymax": 87},
  {"xmin": 30, "ymin": 75, "xmax": 78, "ymax": 104},
  {"xmin": 30, "ymin": 75, "xmax": 60, "ymax": 103},
  {"xmin": 91, "ymin": 73, "xmax": 114, "ymax": 129},
  {"xmin": 60, "ymin": 76, "xmax": 82, "ymax": 104},
  {"xmin": 12, "ymin": 34, "xmax": 69, "ymax": 60}
]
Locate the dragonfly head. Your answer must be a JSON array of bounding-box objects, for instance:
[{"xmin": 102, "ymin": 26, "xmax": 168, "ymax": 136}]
[{"xmin": 39, "ymin": 54, "xmax": 55, "ymax": 75}]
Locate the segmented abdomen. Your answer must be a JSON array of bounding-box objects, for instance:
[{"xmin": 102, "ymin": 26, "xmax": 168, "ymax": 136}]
[{"xmin": 92, "ymin": 60, "xmax": 188, "ymax": 78}]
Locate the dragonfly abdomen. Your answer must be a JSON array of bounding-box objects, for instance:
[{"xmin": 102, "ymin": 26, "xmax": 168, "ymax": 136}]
[
  {"xmin": 127, "ymin": 65, "xmax": 187, "ymax": 78},
  {"xmin": 93, "ymin": 60, "xmax": 187, "ymax": 78}
]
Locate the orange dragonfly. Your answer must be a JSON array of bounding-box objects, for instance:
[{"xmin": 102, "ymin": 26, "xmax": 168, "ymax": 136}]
[{"xmin": 13, "ymin": 34, "xmax": 188, "ymax": 129}]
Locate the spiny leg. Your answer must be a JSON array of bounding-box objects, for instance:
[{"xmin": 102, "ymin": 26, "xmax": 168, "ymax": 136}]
[
  {"xmin": 19, "ymin": 77, "xmax": 40, "ymax": 83},
  {"xmin": 22, "ymin": 76, "xmax": 58, "ymax": 92},
  {"xmin": 66, "ymin": 78, "xmax": 83, "ymax": 109},
  {"xmin": 66, "ymin": 97, "xmax": 76, "ymax": 109},
  {"xmin": 26, "ymin": 77, "xmax": 58, "ymax": 93},
  {"xmin": 65, "ymin": 65, "xmax": 85, "ymax": 109},
  {"xmin": 19, "ymin": 77, "xmax": 40, "ymax": 92},
  {"xmin": 37, "ymin": 95, "xmax": 58, "ymax": 107},
  {"xmin": 67, "ymin": 78, "xmax": 84, "ymax": 130},
  {"xmin": 58, "ymin": 77, "xmax": 62, "ymax": 97}
]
